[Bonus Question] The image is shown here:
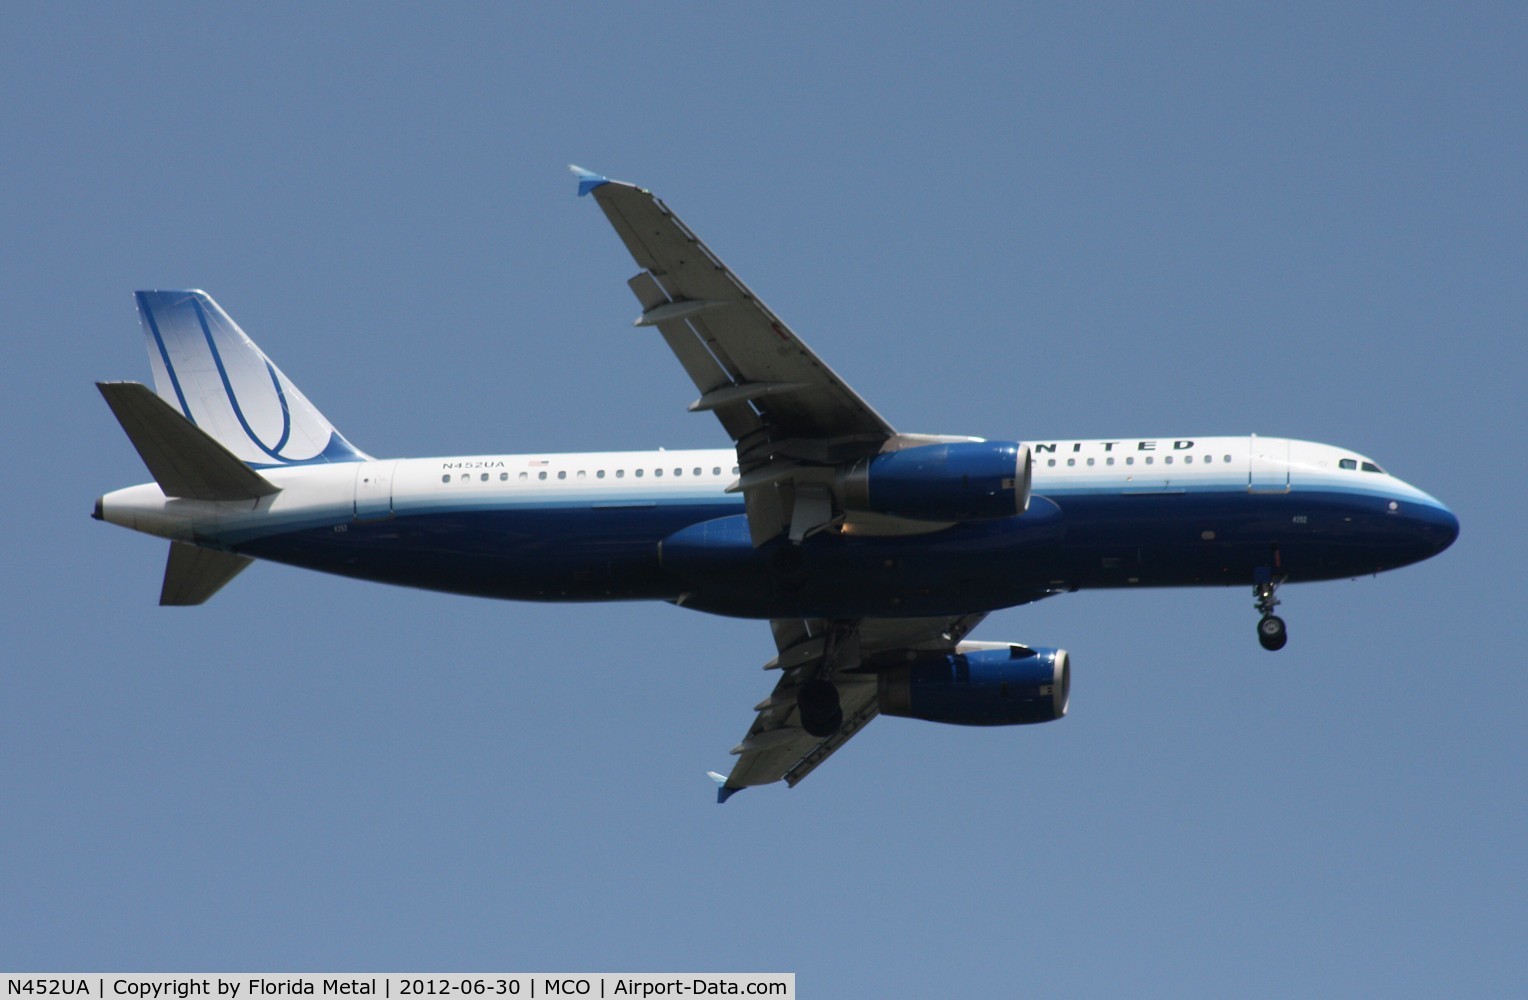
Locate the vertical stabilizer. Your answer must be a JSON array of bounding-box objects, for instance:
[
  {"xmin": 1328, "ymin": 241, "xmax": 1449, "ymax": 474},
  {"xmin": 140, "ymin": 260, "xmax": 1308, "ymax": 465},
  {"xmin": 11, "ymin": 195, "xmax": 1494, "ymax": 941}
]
[{"xmin": 135, "ymin": 290, "xmax": 369, "ymax": 467}]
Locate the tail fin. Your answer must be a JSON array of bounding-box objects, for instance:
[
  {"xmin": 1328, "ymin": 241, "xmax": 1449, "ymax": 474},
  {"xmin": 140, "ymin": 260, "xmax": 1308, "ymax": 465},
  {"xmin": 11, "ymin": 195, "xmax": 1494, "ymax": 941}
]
[{"xmin": 135, "ymin": 290, "xmax": 369, "ymax": 467}]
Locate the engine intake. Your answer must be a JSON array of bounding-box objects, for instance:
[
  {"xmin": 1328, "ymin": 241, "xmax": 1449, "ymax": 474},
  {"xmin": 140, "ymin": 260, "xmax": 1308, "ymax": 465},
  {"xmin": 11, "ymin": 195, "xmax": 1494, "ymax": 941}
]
[
  {"xmin": 837, "ymin": 441, "xmax": 1031, "ymax": 522},
  {"xmin": 879, "ymin": 644, "xmax": 1070, "ymax": 726}
]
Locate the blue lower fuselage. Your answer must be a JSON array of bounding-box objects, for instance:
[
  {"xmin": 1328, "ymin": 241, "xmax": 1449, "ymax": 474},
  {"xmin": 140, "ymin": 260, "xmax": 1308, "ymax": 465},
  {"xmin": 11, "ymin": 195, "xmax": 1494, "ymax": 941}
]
[{"xmin": 234, "ymin": 479, "xmax": 1458, "ymax": 620}]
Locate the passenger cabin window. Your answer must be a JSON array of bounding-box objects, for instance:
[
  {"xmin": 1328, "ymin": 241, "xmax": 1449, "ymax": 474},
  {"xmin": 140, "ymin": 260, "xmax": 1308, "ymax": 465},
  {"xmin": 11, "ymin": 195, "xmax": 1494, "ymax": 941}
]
[
  {"xmin": 519, "ymin": 472, "xmax": 528, "ymax": 481},
  {"xmin": 441, "ymin": 474, "xmax": 451, "ymax": 483}
]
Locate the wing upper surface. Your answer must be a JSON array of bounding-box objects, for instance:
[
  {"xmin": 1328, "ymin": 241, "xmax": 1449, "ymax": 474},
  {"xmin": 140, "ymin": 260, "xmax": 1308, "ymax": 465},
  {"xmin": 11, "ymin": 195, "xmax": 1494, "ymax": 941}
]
[{"xmin": 578, "ymin": 170, "xmax": 896, "ymax": 546}]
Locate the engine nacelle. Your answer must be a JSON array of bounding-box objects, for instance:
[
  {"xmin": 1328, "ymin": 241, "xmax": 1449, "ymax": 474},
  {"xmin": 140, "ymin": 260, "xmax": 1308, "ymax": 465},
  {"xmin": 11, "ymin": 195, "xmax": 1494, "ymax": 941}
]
[
  {"xmin": 837, "ymin": 441, "xmax": 1031, "ymax": 522},
  {"xmin": 878, "ymin": 644, "xmax": 1070, "ymax": 726}
]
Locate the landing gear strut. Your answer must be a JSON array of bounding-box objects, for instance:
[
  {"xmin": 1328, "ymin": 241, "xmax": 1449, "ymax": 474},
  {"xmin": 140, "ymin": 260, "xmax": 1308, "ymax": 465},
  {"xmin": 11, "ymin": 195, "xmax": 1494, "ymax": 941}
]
[{"xmin": 1254, "ymin": 581, "xmax": 1287, "ymax": 651}]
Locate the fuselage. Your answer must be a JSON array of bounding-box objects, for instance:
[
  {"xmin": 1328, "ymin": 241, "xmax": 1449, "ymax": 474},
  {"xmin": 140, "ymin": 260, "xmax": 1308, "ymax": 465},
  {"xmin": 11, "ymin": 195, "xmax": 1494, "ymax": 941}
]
[
  {"xmin": 96, "ymin": 185, "xmax": 1465, "ymax": 795},
  {"xmin": 97, "ymin": 434, "xmax": 1459, "ymax": 620}
]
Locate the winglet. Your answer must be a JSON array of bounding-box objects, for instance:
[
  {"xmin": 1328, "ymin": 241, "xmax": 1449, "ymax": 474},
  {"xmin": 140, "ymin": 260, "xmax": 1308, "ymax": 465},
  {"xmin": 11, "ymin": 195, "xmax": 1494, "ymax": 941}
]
[
  {"xmin": 707, "ymin": 771, "xmax": 743, "ymax": 804},
  {"xmin": 569, "ymin": 164, "xmax": 611, "ymax": 197}
]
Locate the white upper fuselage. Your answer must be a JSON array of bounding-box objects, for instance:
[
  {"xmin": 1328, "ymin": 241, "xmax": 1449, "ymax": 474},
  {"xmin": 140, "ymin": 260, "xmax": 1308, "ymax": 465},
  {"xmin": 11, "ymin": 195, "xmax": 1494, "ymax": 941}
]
[{"xmin": 98, "ymin": 435, "xmax": 1447, "ymax": 545}]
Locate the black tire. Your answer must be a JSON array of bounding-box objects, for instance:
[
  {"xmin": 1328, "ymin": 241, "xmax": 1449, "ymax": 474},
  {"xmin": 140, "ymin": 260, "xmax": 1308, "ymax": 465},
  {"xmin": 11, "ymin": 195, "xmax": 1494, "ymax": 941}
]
[
  {"xmin": 1258, "ymin": 614, "xmax": 1288, "ymax": 651},
  {"xmin": 798, "ymin": 679, "xmax": 843, "ymax": 737}
]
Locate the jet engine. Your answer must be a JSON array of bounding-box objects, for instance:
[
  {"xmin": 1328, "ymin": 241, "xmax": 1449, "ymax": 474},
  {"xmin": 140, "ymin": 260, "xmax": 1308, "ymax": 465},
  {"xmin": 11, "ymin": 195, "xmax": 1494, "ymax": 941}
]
[
  {"xmin": 878, "ymin": 643, "xmax": 1069, "ymax": 726},
  {"xmin": 836, "ymin": 441, "xmax": 1031, "ymax": 522}
]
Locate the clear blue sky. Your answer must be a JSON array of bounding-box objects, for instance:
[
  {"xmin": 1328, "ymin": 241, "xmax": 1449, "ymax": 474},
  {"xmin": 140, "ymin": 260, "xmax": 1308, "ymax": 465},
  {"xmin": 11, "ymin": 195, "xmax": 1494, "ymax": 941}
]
[{"xmin": 3, "ymin": 4, "xmax": 1523, "ymax": 995}]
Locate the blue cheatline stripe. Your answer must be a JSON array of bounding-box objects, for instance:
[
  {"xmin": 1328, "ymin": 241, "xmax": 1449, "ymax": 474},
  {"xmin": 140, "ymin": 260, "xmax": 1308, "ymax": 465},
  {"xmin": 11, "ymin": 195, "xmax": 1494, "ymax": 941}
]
[
  {"xmin": 136, "ymin": 292, "xmax": 195, "ymax": 423},
  {"xmin": 210, "ymin": 497, "xmax": 742, "ymax": 546},
  {"xmin": 190, "ymin": 296, "xmax": 295, "ymax": 463}
]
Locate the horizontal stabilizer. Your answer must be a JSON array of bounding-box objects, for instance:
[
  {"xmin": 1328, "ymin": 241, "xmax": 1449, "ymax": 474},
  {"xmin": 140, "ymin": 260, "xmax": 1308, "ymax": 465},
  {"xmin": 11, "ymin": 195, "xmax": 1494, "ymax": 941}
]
[
  {"xmin": 97, "ymin": 381, "xmax": 281, "ymax": 501},
  {"xmin": 160, "ymin": 541, "xmax": 253, "ymax": 605}
]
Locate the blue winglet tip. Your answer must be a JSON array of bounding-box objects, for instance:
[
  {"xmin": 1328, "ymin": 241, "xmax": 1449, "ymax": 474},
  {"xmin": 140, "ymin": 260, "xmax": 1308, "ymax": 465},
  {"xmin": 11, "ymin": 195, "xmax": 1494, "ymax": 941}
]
[
  {"xmin": 569, "ymin": 164, "xmax": 610, "ymax": 197},
  {"xmin": 707, "ymin": 771, "xmax": 742, "ymax": 804}
]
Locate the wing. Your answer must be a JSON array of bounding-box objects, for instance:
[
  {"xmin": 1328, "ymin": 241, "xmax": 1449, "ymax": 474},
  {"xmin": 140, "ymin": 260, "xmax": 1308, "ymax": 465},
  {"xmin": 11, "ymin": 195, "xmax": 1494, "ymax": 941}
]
[
  {"xmin": 711, "ymin": 613, "xmax": 989, "ymax": 801},
  {"xmin": 575, "ymin": 167, "xmax": 897, "ymax": 545},
  {"xmin": 576, "ymin": 169, "xmax": 1004, "ymax": 799}
]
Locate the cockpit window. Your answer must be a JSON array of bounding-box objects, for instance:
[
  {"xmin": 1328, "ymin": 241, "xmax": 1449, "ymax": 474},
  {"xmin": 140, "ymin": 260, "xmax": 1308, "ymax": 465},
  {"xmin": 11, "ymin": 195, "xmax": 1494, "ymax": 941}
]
[
  {"xmin": 1339, "ymin": 459, "xmax": 1357, "ymax": 470},
  {"xmin": 1362, "ymin": 461, "xmax": 1384, "ymax": 474}
]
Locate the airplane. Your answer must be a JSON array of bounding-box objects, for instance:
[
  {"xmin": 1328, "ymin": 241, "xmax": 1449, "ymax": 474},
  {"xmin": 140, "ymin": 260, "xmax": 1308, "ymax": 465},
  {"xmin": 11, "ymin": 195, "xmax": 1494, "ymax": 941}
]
[{"xmin": 93, "ymin": 167, "xmax": 1459, "ymax": 801}]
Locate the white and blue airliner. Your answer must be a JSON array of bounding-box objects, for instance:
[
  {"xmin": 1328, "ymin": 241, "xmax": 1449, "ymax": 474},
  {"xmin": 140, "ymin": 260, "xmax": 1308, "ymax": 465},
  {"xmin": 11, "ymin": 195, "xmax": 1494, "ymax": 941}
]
[{"xmin": 95, "ymin": 168, "xmax": 1459, "ymax": 800}]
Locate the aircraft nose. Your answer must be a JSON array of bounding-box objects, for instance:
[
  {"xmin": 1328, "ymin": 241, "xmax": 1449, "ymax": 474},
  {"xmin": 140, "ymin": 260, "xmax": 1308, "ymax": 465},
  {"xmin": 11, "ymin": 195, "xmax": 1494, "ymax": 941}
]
[
  {"xmin": 1418, "ymin": 501, "xmax": 1460, "ymax": 554},
  {"xmin": 1395, "ymin": 495, "xmax": 1459, "ymax": 556}
]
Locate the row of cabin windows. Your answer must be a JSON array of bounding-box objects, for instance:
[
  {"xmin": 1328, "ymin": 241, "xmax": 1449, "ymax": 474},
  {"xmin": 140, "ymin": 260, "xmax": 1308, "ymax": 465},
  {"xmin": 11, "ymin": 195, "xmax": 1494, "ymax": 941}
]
[
  {"xmin": 1044, "ymin": 454, "xmax": 1235, "ymax": 468},
  {"xmin": 441, "ymin": 465, "xmax": 741, "ymax": 484}
]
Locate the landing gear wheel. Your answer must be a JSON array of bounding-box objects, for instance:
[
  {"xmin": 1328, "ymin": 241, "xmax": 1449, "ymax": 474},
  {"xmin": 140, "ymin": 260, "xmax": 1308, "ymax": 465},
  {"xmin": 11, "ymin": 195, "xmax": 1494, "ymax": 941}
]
[
  {"xmin": 797, "ymin": 679, "xmax": 843, "ymax": 737},
  {"xmin": 1258, "ymin": 614, "xmax": 1288, "ymax": 651},
  {"xmin": 1252, "ymin": 580, "xmax": 1286, "ymax": 651}
]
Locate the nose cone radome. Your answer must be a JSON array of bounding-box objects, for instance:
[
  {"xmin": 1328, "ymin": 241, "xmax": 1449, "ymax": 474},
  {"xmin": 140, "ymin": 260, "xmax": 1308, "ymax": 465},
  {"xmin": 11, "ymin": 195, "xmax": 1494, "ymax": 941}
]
[
  {"xmin": 1387, "ymin": 487, "xmax": 1459, "ymax": 563},
  {"xmin": 1415, "ymin": 499, "xmax": 1460, "ymax": 555}
]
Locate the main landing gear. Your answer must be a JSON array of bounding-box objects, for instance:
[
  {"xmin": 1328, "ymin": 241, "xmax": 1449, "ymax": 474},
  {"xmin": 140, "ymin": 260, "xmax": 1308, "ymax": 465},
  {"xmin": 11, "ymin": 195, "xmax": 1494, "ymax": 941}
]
[
  {"xmin": 797, "ymin": 679, "xmax": 843, "ymax": 738},
  {"xmin": 1254, "ymin": 581, "xmax": 1287, "ymax": 651}
]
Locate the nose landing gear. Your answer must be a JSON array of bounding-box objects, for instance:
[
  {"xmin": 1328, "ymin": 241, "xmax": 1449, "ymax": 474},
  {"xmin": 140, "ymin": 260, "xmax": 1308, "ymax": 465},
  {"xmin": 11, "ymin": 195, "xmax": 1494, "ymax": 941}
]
[{"xmin": 1254, "ymin": 581, "xmax": 1287, "ymax": 651}]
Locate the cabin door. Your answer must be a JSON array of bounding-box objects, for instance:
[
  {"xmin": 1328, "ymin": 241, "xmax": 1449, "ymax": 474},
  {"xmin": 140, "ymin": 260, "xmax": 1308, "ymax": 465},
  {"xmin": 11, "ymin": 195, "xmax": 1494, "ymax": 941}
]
[
  {"xmin": 1248, "ymin": 436, "xmax": 1289, "ymax": 493},
  {"xmin": 353, "ymin": 460, "xmax": 398, "ymax": 521}
]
